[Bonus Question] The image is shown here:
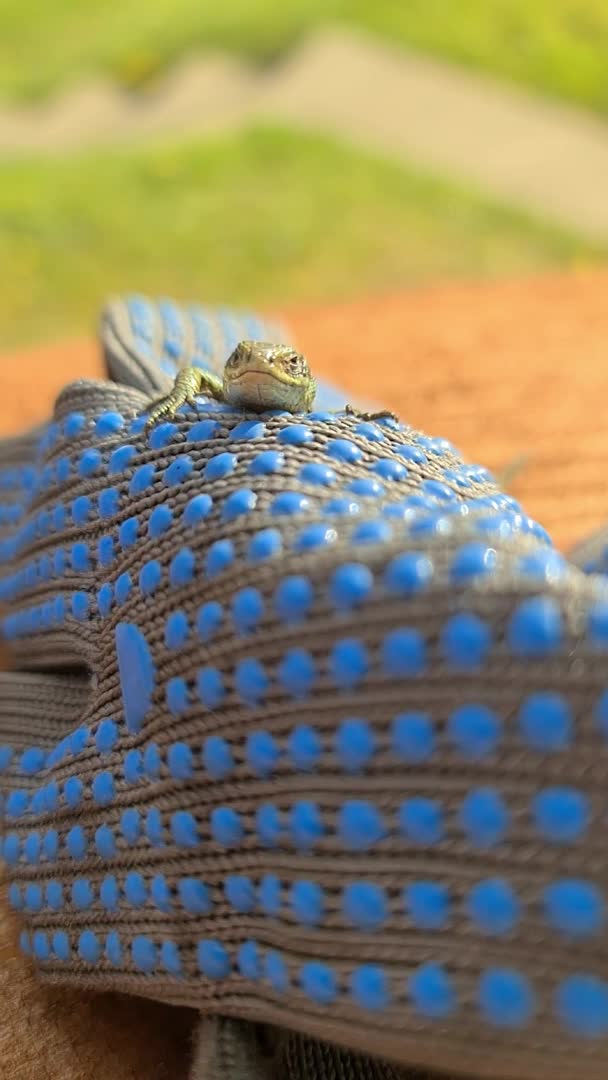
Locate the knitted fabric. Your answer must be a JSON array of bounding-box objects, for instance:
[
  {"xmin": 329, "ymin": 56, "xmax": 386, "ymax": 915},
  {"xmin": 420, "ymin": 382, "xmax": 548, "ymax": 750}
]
[{"xmin": 1, "ymin": 296, "xmax": 608, "ymax": 1080}]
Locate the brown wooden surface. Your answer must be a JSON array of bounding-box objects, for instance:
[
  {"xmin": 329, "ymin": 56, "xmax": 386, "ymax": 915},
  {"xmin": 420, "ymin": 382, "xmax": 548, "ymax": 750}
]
[{"xmin": 1, "ymin": 269, "xmax": 608, "ymax": 1078}]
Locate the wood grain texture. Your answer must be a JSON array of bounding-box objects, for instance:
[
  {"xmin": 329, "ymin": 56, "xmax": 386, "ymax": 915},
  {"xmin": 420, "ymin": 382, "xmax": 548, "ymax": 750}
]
[{"xmin": 0, "ymin": 269, "xmax": 606, "ymax": 1077}]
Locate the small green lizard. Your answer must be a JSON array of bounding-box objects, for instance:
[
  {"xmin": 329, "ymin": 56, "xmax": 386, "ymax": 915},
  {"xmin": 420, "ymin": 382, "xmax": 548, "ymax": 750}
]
[{"xmin": 145, "ymin": 340, "xmax": 396, "ymax": 425}]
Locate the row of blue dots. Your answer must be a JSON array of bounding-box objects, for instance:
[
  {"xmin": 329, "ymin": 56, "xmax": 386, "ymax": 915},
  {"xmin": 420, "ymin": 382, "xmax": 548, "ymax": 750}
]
[{"xmin": 3, "ymin": 785, "xmax": 590, "ymax": 866}]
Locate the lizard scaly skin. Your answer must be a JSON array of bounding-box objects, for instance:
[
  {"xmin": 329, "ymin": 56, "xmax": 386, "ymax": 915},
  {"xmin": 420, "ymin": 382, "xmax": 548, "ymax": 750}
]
[{"xmin": 145, "ymin": 340, "xmax": 397, "ymax": 425}]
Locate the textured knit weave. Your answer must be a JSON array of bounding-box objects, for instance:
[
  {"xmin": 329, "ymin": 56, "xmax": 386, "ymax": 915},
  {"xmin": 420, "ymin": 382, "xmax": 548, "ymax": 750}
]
[{"xmin": 1, "ymin": 297, "xmax": 608, "ymax": 1080}]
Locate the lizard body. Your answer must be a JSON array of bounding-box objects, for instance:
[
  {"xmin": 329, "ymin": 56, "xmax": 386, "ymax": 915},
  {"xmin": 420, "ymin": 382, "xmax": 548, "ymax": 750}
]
[{"xmin": 145, "ymin": 340, "xmax": 396, "ymax": 425}]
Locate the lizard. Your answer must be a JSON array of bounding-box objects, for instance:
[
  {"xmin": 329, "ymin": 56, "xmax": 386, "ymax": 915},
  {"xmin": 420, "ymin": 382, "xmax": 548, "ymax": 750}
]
[{"xmin": 145, "ymin": 340, "xmax": 397, "ymax": 426}]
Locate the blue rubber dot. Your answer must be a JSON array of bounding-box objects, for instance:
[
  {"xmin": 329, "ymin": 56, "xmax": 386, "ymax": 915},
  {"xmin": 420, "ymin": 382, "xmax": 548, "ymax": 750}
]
[
  {"xmin": 351, "ymin": 966, "xmax": 390, "ymax": 1011},
  {"xmin": 98, "ymin": 487, "xmax": 120, "ymax": 518},
  {"xmin": 114, "ymin": 572, "xmax": 132, "ymax": 605},
  {"xmin": 69, "ymin": 726, "xmax": 89, "ymax": 756},
  {"xmin": 124, "ymin": 748, "xmax": 143, "ymax": 783},
  {"xmin": 97, "ymin": 534, "xmax": 115, "ymax": 567},
  {"xmin": 256, "ymin": 804, "xmax": 282, "ymax": 847},
  {"xmin": 72, "ymin": 878, "xmax": 94, "ymax": 909},
  {"xmin": 53, "ymin": 931, "xmax": 70, "ymax": 961},
  {"xmin": 392, "ymin": 712, "xmax": 434, "ymax": 763},
  {"xmin": 202, "ymin": 735, "xmax": 233, "ymax": 780},
  {"xmin": 355, "ymin": 421, "xmax": 385, "ymax": 442},
  {"xmin": 8, "ymin": 884, "xmax": 22, "ymax": 910},
  {"xmin": 533, "ymin": 787, "xmax": 589, "ymax": 843},
  {"xmin": 277, "ymin": 424, "xmax": 312, "ymax": 446},
  {"xmin": 115, "ymin": 621, "xmax": 156, "ymax": 733},
  {"xmin": 460, "ymin": 789, "xmax": 509, "ymax": 848},
  {"xmin": 164, "ymin": 609, "xmax": 189, "ymax": 649},
  {"xmin": 92, "ymin": 771, "xmax": 115, "ymax": 806},
  {"xmin": 518, "ymin": 692, "xmax": 572, "ymax": 751},
  {"xmin": 225, "ymin": 875, "xmax": 256, "ymax": 914},
  {"xmin": 32, "ymin": 931, "xmax": 50, "ymax": 962},
  {"xmin": 149, "ymin": 421, "xmax": 178, "ymax": 449},
  {"xmin": 287, "ymin": 725, "xmax": 321, "ymax": 771},
  {"xmin": 329, "ymin": 638, "xmax": 369, "ymax": 690},
  {"xmin": 290, "ymin": 801, "xmax": 324, "ymax": 849},
  {"xmin": 300, "ymin": 962, "xmax": 337, "ymax": 1005},
  {"xmin": 148, "ymin": 505, "xmax": 172, "ymax": 539},
  {"xmin": 95, "ymin": 411, "xmax": 123, "ymax": 436},
  {"xmin": 335, "ymin": 718, "xmax": 375, "ymax": 773},
  {"xmin": 164, "ymin": 454, "xmax": 193, "ymax": 486},
  {"xmin": 143, "ymin": 743, "xmax": 161, "ymax": 777},
  {"xmin": 440, "ymin": 613, "xmax": 492, "ymax": 670},
  {"xmin": 556, "ymin": 975, "xmax": 608, "ymax": 1037},
  {"xmin": 23, "ymin": 832, "xmax": 41, "ymax": 863},
  {"xmin": 235, "ymin": 658, "xmax": 269, "ymax": 706},
  {"xmin": 383, "ymin": 553, "xmax": 432, "ymax": 596},
  {"xmin": 274, "ymin": 576, "xmax": 313, "ymax": 624},
  {"xmin": 338, "ymin": 801, "xmax": 385, "ymax": 850},
  {"xmin": 139, "ymin": 559, "xmax": 162, "ymax": 595},
  {"xmin": 271, "ymin": 492, "xmax": 312, "ymax": 516},
  {"xmin": 132, "ymin": 936, "xmax": 157, "ymax": 972},
  {"xmin": 253, "ymin": 874, "xmax": 281, "ymax": 921},
  {"xmin": 78, "ymin": 930, "xmax": 100, "ymax": 964},
  {"xmin": 508, "ymin": 596, "xmax": 563, "ymax": 657},
  {"xmin": 204, "ymin": 452, "xmax": 237, "ymax": 480},
  {"xmin": 19, "ymin": 931, "xmax": 31, "ymax": 956},
  {"xmin": 381, "ymin": 628, "xmax": 426, "ymax": 677},
  {"xmin": 71, "ymin": 495, "xmax": 92, "ymax": 525},
  {"xmin": 24, "ymin": 883, "xmax": 42, "ymax": 911},
  {"xmin": 211, "ymin": 806, "xmax": 243, "ymax": 847},
  {"xmin": 351, "ymin": 520, "xmax": 390, "ymax": 545},
  {"xmin": 373, "ymin": 458, "xmax": 407, "ymax": 482},
  {"xmin": 451, "ymin": 543, "xmax": 498, "ymax": 583},
  {"xmin": 290, "ymin": 880, "xmax": 324, "ymax": 926},
  {"xmin": 343, "ymin": 882, "xmax": 387, "ymax": 930},
  {"xmin": 167, "ymin": 676, "xmax": 189, "ymax": 715},
  {"xmin": 197, "ymin": 940, "xmax": 231, "ymax": 979},
  {"xmin": 468, "ymin": 880, "xmax": 520, "ymax": 935},
  {"xmin": 6, "ymin": 789, "xmax": 29, "ymax": 817},
  {"xmin": 71, "ymin": 590, "xmax": 89, "ymax": 620},
  {"xmin": 181, "ymin": 493, "xmax": 213, "ymax": 529},
  {"xmin": 66, "ymin": 825, "xmax": 87, "ymax": 858},
  {"xmin": 300, "ymin": 462, "xmax": 336, "ymax": 487},
  {"xmin": 410, "ymin": 964, "xmax": 456, "ymax": 1018},
  {"xmin": 237, "ymin": 940, "xmax": 262, "ymax": 980},
  {"xmin": 124, "ymin": 871, "xmax": 147, "ymax": 906},
  {"xmin": 149, "ymin": 875, "xmax": 171, "ymax": 913},
  {"xmin": 95, "ymin": 825, "xmax": 116, "ymax": 857},
  {"xmin": 585, "ymin": 596, "xmax": 608, "ymax": 648},
  {"xmin": 277, "ymin": 649, "xmax": 316, "ymax": 699},
  {"xmin": 232, "ymin": 587, "xmax": 264, "ymax": 634},
  {"xmin": 195, "ymin": 602, "xmax": 222, "ymax": 643},
  {"xmin": 108, "ymin": 444, "xmax": 136, "ymax": 473},
  {"xmin": 265, "ymin": 951, "xmax": 289, "ymax": 992},
  {"xmin": 348, "ymin": 477, "xmax": 384, "ymax": 498},
  {"xmin": 399, "ymin": 798, "xmax": 444, "ymax": 845},
  {"xmin": 42, "ymin": 829, "xmax": 59, "ymax": 860},
  {"xmin": 249, "ymin": 450, "xmax": 285, "ymax": 476},
  {"xmin": 189, "ymin": 418, "xmax": 220, "ymax": 441},
  {"xmin": 169, "ymin": 547, "xmax": 195, "ymax": 587},
  {"xmin": 448, "ymin": 704, "xmax": 501, "ymax": 760},
  {"xmin": 294, "ymin": 523, "xmax": 338, "ymax": 552},
  {"xmin": 166, "ymin": 742, "xmax": 193, "ymax": 780},
  {"xmin": 64, "ymin": 412, "xmax": 86, "ymax": 437},
  {"xmin": 405, "ymin": 882, "xmax": 450, "ymax": 930},
  {"xmin": 71, "ymin": 541, "xmax": 90, "ymax": 572},
  {"xmin": 222, "ymin": 487, "xmax": 257, "ymax": 522},
  {"xmin": 544, "ymin": 880, "xmax": 605, "ymax": 937},
  {"xmin": 78, "ymin": 448, "xmax": 102, "ymax": 477},
  {"xmin": 179, "ymin": 877, "xmax": 212, "ymax": 914},
  {"xmin": 248, "ymin": 528, "xmax": 283, "ymax": 562},
  {"xmin": 159, "ymin": 940, "xmax": 180, "ymax": 974},
  {"xmin": 479, "ymin": 968, "xmax": 535, "ymax": 1028},
  {"xmin": 120, "ymin": 807, "xmax": 140, "ymax": 845},
  {"xmin": 97, "ymin": 583, "xmax": 113, "ymax": 617},
  {"xmin": 104, "ymin": 931, "xmax": 122, "ymax": 966},
  {"xmin": 246, "ymin": 731, "xmax": 280, "ymax": 777},
  {"xmin": 329, "ymin": 563, "xmax": 373, "ymax": 611},
  {"xmin": 3, "ymin": 834, "xmax": 19, "ymax": 864},
  {"xmin": 327, "ymin": 439, "xmax": 362, "ymax": 463},
  {"xmin": 129, "ymin": 462, "xmax": 156, "ymax": 495},
  {"xmin": 324, "ymin": 497, "xmax": 360, "ymax": 516},
  {"xmin": 197, "ymin": 667, "xmax": 225, "ymax": 712},
  {"xmin": 206, "ymin": 538, "xmax": 235, "ymax": 578},
  {"xmin": 169, "ymin": 810, "xmax": 197, "ymax": 849},
  {"xmin": 230, "ymin": 419, "xmax": 266, "ymax": 442}
]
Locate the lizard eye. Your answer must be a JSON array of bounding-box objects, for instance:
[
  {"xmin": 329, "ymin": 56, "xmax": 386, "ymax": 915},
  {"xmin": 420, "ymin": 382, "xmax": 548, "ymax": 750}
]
[{"xmin": 285, "ymin": 353, "xmax": 305, "ymax": 375}]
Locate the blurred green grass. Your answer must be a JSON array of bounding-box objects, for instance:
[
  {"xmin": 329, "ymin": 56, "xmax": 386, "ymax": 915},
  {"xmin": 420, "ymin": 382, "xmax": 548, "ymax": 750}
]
[
  {"xmin": 0, "ymin": 127, "xmax": 602, "ymax": 348},
  {"xmin": 1, "ymin": 0, "xmax": 607, "ymax": 111}
]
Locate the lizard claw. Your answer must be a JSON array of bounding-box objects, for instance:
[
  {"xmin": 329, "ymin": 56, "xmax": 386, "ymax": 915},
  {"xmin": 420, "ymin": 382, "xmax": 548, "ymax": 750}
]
[{"xmin": 344, "ymin": 404, "xmax": 399, "ymax": 423}]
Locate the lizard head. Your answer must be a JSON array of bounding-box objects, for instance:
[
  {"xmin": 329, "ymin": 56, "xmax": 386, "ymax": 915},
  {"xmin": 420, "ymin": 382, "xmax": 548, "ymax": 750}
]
[{"xmin": 223, "ymin": 341, "xmax": 316, "ymax": 413}]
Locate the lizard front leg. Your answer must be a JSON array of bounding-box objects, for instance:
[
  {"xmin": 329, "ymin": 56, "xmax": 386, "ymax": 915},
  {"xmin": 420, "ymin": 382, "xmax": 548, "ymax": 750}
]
[
  {"xmin": 344, "ymin": 404, "xmax": 399, "ymax": 423},
  {"xmin": 146, "ymin": 367, "xmax": 224, "ymax": 426}
]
